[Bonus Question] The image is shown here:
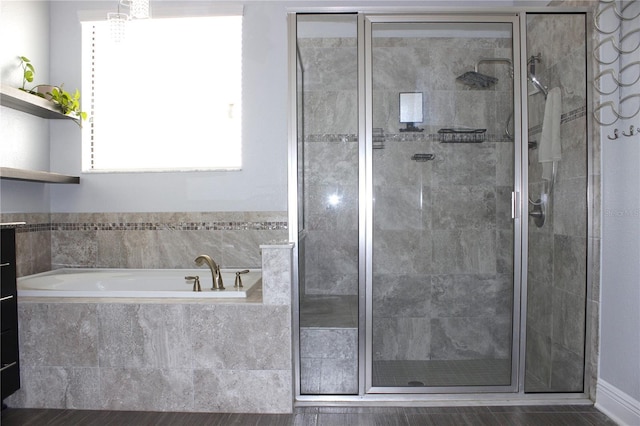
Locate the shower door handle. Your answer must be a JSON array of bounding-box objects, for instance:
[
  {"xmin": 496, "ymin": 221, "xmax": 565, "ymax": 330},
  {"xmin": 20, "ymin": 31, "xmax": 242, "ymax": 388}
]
[{"xmin": 511, "ymin": 191, "xmax": 520, "ymax": 219}]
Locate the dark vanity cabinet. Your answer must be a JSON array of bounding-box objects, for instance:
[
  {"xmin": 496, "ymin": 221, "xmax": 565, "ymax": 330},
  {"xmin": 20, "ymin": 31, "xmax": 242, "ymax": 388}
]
[{"xmin": 1, "ymin": 227, "xmax": 20, "ymax": 401}]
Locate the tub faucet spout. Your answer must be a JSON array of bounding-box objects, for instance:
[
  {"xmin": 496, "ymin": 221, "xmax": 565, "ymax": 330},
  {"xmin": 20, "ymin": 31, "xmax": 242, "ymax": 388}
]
[{"xmin": 194, "ymin": 254, "xmax": 225, "ymax": 290}]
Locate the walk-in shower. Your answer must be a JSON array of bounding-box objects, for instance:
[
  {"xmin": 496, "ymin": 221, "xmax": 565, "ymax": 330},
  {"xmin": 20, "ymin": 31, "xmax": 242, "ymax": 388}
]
[{"xmin": 290, "ymin": 10, "xmax": 592, "ymax": 401}]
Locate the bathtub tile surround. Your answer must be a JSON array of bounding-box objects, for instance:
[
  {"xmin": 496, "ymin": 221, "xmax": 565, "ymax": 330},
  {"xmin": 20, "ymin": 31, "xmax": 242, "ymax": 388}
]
[
  {"xmin": 190, "ymin": 304, "xmax": 291, "ymax": 371},
  {"xmin": 14, "ymin": 367, "xmax": 102, "ymax": 410},
  {"xmin": 0, "ymin": 214, "xmax": 52, "ymax": 277},
  {"xmin": 6, "ymin": 243, "xmax": 295, "ymax": 413},
  {"xmin": 261, "ymin": 243, "xmax": 296, "ymax": 306},
  {"xmin": 194, "ymin": 369, "xmax": 292, "ymax": 413},
  {"xmin": 19, "ymin": 303, "xmax": 99, "ymax": 368},
  {"xmin": 0, "ymin": 212, "xmax": 287, "ymax": 277},
  {"xmin": 100, "ymin": 368, "xmax": 194, "ymax": 412},
  {"xmin": 52, "ymin": 212, "xmax": 287, "ymax": 270},
  {"xmin": 97, "ymin": 304, "xmax": 192, "ymax": 369}
]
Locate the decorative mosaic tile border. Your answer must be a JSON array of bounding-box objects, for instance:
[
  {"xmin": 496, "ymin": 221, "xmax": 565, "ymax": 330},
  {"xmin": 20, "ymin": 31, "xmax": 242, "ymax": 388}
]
[
  {"xmin": 305, "ymin": 105, "xmax": 587, "ymax": 144},
  {"xmin": 306, "ymin": 132, "xmax": 513, "ymax": 143},
  {"xmin": 13, "ymin": 221, "xmax": 288, "ymax": 233},
  {"xmin": 14, "ymin": 223, "xmax": 50, "ymax": 232},
  {"xmin": 528, "ymin": 105, "xmax": 587, "ymax": 136},
  {"xmin": 305, "ymin": 134, "xmax": 358, "ymax": 143}
]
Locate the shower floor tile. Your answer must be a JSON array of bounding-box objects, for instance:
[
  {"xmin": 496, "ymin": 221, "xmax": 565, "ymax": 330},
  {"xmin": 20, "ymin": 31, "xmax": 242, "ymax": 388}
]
[{"xmin": 373, "ymin": 358, "xmax": 511, "ymax": 388}]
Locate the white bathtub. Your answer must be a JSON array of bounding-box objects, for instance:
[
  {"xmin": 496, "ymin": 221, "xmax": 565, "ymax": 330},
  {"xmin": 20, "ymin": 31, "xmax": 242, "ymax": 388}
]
[{"xmin": 17, "ymin": 268, "xmax": 261, "ymax": 299}]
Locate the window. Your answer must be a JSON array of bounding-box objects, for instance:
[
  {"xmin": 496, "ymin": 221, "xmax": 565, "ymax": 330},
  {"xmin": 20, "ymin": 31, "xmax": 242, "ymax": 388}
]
[{"xmin": 81, "ymin": 14, "xmax": 242, "ymax": 172}]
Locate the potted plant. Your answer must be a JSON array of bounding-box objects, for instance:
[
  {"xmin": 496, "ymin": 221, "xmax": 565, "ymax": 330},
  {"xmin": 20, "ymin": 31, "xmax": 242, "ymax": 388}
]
[
  {"xmin": 19, "ymin": 56, "xmax": 35, "ymax": 91},
  {"xmin": 18, "ymin": 56, "xmax": 87, "ymax": 124},
  {"xmin": 48, "ymin": 85, "xmax": 88, "ymax": 122}
]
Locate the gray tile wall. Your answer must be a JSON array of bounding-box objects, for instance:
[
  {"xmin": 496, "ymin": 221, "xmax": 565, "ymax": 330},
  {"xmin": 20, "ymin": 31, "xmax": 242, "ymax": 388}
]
[
  {"xmin": 370, "ymin": 35, "xmax": 515, "ymax": 362},
  {"xmin": 300, "ymin": 33, "xmax": 517, "ymax": 365},
  {"xmin": 1, "ymin": 211, "xmax": 288, "ymax": 277},
  {"xmin": 2, "ymin": 212, "xmax": 294, "ymax": 411},
  {"xmin": 297, "ymin": 13, "xmax": 596, "ymax": 393},
  {"xmin": 300, "ymin": 328, "xmax": 358, "ymax": 394},
  {"xmin": 297, "ymin": 35, "xmax": 361, "ymax": 394},
  {"xmin": 5, "ymin": 244, "xmax": 295, "ymax": 413},
  {"xmin": 299, "ymin": 37, "xmax": 359, "ymax": 297},
  {"xmin": 0, "ymin": 213, "xmax": 52, "ymax": 277},
  {"xmin": 525, "ymin": 13, "xmax": 589, "ymax": 393}
]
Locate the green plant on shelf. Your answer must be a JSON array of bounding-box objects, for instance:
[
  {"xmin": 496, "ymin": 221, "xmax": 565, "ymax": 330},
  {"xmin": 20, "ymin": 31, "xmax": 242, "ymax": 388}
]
[
  {"xmin": 19, "ymin": 56, "xmax": 35, "ymax": 91},
  {"xmin": 18, "ymin": 55, "xmax": 87, "ymax": 125},
  {"xmin": 48, "ymin": 85, "xmax": 88, "ymax": 122}
]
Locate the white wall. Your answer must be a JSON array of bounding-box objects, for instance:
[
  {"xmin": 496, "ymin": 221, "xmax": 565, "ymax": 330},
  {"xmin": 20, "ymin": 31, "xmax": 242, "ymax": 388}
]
[
  {"xmin": 45, "ymin": 1, "xmax": 289, "ymax": 213},
  {"xmin": 599, "ymin": 124, "xmax": 640, "ymax": 423},
  {"xmin": 2, "ymin": 0, "xmax": 541, "ymax": 215},
  {"xmin": 0, "ymin": 0, "xmax": 51, "ymax": 213},
  {"xmin": 597, "ymin": 0, "xmax": 640, "ymax": 421}
]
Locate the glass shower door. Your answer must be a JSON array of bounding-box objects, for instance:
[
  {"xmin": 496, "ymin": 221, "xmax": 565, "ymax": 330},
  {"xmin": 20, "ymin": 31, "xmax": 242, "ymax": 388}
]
[
  {"xmin": 368, "ymin": 17, "xmax": 519, "ymax": 390},
  {"xmin": 524, "ymin": 12, "xmax": 588, "ymax": 393},
  {"xmin": 296, "ymin": 14, "xmax": 360, "ymax": 395}
]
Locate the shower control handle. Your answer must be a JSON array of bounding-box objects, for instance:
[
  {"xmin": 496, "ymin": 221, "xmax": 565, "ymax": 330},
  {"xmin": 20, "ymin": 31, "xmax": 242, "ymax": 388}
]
[{"xmin": 529, "ymin": 200, "xmax": 546, "ymax": 228}]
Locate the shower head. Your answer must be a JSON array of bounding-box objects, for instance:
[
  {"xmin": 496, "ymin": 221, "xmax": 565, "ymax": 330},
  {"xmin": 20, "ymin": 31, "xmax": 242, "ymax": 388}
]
[
  {"xmin": 529, "ymin": 74, "xmax": 549, "ymax": 99},
  {"xmin": 528, "ymin": 54, "xmax": 549, "ymax": 99},
  {"xmin": 456, "ymin": 71, "xmax": 499, "ymax": 88}
]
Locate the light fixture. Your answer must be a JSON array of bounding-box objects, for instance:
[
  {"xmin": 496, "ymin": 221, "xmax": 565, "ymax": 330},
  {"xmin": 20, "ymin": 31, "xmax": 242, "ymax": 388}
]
[
  {"xmin": 107, "ymin": 12, "xmax": 129, "ymax": 43},
  {"xmin": 128, "ymin": 0, "xmax": 151, "ymax": 19},
  {"xmin": 107, "ymin": 0, "xmax": 151, "ymax": 42}
]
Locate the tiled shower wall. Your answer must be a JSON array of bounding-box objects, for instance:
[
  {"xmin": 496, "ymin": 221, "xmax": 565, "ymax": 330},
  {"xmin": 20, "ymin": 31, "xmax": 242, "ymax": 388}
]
[
  {"xmin": 298, "ymin": 34, "xmax": 360, "ymax": 395},
  {"xmin": 1, "ymin": 212, "xmax": 288, "ymax": 278},
  {"xmin": 525, "ymin": 13, "xmax": 589, "ymax": 392},
  {"xmin": 370, "ymin": 34, "xmax": 515, "ymax": 362},
  {"xmin": 299, "ymin": 10, "xmax": 597, "ymax": 392},
  {"xmin": 301, "ymin": 33, "xmax": 516, "ymax": 362},
  {"xmin": 300, "ymin": 35, "xmax": 359, "ymax": 297}
]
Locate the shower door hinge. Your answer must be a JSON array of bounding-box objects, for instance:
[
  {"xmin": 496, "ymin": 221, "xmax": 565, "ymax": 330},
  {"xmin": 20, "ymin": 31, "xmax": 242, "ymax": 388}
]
[{"xmin": 511, "ymin": 191, "xmax": 520, "ymax": 219}]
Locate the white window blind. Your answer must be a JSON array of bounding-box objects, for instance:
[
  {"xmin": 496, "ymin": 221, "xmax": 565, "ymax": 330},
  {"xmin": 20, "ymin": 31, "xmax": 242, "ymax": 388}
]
[{"xmin": 81, "ymin": 15, "xmax": 242, "ymax": 172}]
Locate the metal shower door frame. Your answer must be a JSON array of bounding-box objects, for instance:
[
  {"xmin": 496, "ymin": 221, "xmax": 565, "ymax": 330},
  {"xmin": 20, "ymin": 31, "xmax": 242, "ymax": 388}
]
[
  {"xmin": 360, "ymin": 12, "xmax": 524, "ymax": 395},
  {"xmin": 289, "ymin": 8, "xmax": 594, "ymax": 403}
]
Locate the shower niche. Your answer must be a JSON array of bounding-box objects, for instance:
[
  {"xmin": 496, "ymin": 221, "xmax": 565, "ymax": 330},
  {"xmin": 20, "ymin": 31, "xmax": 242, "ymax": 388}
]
[{"xmin": 292, "ymin": 11, "xmax": 590, "ymax": 398}]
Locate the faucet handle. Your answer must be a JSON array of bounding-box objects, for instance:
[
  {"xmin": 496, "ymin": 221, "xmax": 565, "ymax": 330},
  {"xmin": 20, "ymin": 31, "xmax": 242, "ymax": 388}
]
[
  {"xmin": 214, "ymin": 272, "xmax": 225, "ymax": 290},
  {"xmin": 185, "ymin": 276, "xmax": 201, "ymax": 292},
  {"xmin": 234, "ymin": 270, "xmax": 250, "ymax": 289}
]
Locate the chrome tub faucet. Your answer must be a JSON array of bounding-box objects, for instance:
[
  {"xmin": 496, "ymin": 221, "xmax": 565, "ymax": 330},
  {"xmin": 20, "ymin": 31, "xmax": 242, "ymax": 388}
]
[{"xmin": 194, "ymin": 254, "xmax": 225, "ymax": 290}]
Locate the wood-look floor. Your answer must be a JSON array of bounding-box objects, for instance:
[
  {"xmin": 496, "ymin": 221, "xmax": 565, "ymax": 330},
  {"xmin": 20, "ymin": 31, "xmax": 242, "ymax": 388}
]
[{"xmin": 1, "ymin": 405, "xmax": 617, "ymax": 425}]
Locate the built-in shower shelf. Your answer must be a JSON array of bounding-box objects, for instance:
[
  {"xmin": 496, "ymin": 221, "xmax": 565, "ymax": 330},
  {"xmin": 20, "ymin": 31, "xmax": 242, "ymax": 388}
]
[
  {"xmin": 0, "ymin": 84, "xmax": 78, "ymax": 121},
  {"xmin": 438, "ymin": 128, "xmax": 486, "ymax": 143},
  {"xmin": 0, "ymin": 167, "xmax": 80, "ymax": 184}
]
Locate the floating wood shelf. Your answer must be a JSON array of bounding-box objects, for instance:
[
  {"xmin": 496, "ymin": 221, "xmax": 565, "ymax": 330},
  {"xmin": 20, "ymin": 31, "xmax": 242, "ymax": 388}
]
[
  {"xmin": 1, "ymin": 84, "xmax": 80, "ymax": 184},
  {"xmin": 0, "ymin": 84, "xmax": 78, "ymax": 121},
  {"xmin": 0, "ymin": 167, "xmax": 79, "ymax": 184}
]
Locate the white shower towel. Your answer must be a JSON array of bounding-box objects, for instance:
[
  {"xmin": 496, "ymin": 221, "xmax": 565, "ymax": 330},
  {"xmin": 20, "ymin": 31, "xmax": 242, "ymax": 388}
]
[{"xmin": 538, "ymin": 87, "xmax": 562, "ymax": 182}]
